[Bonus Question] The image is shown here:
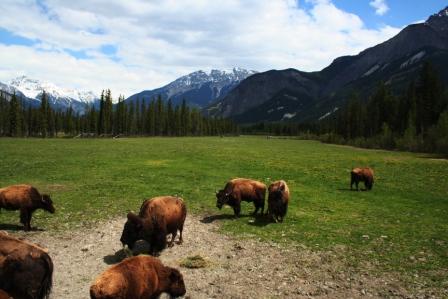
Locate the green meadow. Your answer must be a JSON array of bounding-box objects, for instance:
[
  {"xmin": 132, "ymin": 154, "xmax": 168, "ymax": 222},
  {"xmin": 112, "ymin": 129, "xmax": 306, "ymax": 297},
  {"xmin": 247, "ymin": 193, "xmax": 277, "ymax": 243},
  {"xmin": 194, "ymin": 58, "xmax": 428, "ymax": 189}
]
[{"xmin": 0, "ymin": 137, "xmax": 447, "ymax": 281}]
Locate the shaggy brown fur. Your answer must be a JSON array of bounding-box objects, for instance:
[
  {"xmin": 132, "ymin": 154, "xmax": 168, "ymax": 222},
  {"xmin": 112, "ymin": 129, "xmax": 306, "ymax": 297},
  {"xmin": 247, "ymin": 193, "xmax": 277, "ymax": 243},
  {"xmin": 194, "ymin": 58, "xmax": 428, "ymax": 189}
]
[
  {"xmin": 0, "ymin": 185, "xmax": 55, "ymax": 231},
  {"xmin": 351, "ymin": 167, "xmax": 374, "ymax": 191},
  {"xmin": 90, "ymin": 255, "xmax": 186, "ymax": 299},
  {"xmin": 120, "ymin": 196, "xmax": 187, "ymax": 255},
  {"xmin": 0, "ymin": 289, "xmax": 12, "ymax": 299},
  {"xmin": 267, "ymin": 180, "xmax": 290, "ymax": 223},
  {"xmin": 216, "ymin": 178, "xmax": 266, "ymax": 216},
  {"xmin": 0, "ymin": 233, "xmax": 53, "ymax": 299}
]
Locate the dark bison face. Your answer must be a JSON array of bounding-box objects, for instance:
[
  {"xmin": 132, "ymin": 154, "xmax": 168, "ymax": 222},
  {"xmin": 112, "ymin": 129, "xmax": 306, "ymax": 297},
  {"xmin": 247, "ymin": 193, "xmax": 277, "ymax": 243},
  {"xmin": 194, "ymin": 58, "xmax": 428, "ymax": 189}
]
[
  {"xmin": 167, "ymin": 267, "xmax": 186, "ymax": 297},
  {"xmin": 41, "ymin": 194, "xmax": 55, "ymax": 213},
  {"xmin": 120, "ymin": 213, "xmax": 143, "ymax": 249},
  {"xmin": 215, "ymin": 190, "xmax": 229, "ymax": 209}
]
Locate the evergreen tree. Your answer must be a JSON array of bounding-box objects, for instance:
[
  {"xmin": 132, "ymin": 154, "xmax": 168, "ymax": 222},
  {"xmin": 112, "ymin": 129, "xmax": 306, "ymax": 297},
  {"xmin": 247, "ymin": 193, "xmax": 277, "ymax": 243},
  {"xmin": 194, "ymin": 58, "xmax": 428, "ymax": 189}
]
[
  {"xmin": 98, "ymin": 90, "xmax": 105, "ymax": 135},
  {"xmin": 9, "ymin": 93, "xmax": 22, "ymax": 137},
  {"xmin": 416, "ymin": 62, "xmax": 443, "ymax": 135},
  {"xmin": 39, "ymin": 91, "xmax": 49, "ymax": 138}
]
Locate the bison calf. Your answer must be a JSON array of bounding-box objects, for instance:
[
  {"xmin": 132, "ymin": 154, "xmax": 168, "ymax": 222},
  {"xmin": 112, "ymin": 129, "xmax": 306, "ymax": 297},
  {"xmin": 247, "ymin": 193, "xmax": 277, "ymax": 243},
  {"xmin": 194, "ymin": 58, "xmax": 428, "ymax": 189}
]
[
  {"xmin": 351, "ymin": 167, "xmax": 374, "ymax": 191},
  {"xmin": 267, "ymin": 180, "xmax": 290, "ymax": 223},
  {"xmin": 0, "ymin": 184, "xmax": 55, "ymax": 231},
  {"xmin": 0, "ymin": 232, "xmax": 53, "ymax": 299},
  {"xmin": 90, "ymin": 255, "xmax": 186, "ymax": 299},
  {"xmin": 216, "ymin": 178, "xmax": 266, "ymax": 217},
  {"xmin": 120, "ymin": 196, "xmax": 187, "ymax": 255}
]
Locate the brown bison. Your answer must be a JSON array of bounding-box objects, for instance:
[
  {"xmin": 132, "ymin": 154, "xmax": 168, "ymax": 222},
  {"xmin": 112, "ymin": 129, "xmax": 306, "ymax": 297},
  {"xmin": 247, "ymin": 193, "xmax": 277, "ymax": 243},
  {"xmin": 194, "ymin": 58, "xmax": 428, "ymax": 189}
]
[
  {"xmin": 120, "ymin": 196, "xmax": 187, "ymax": 255},
  {"xmin": 0, "ymin": 185, "xmax": 55, "ymax": 231},
  {"xmin": 90, "ymin": 255, "xmax": 186, "ymax": 299},
  {"xmin": 351, "ymin": 167, "xmax": 374, "ymax": 191},
  {"xmin": 267, "ymin": 180, "xmax": 290, "ymax": 223},
  {"xmin": 0, "ymin": 289, "xmax": 12, "ymax": 299},
  {"xmin": 216, "ymin": 178, "xmax": 266, "ymax": 216},
  {"xmin": 0, "ymin": 231, "xmax": 53, "ymax": 299}
]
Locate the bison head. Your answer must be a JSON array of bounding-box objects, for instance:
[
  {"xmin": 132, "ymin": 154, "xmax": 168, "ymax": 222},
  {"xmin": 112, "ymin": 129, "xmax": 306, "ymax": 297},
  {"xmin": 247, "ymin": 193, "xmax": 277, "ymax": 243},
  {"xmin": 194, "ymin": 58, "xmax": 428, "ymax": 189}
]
[
  {"xmin": 166, "ymin": 267, "xmax": 186, "ymax": 297},
  {"xmin": 215, "ymin": 190, "xmax": 230, "ymax": 209},
  {"xmin": 269, "ymin": 183, "xmax": 285, "ymax": 202},
  {"xmin": 41, "ymin": 194, "xmax": 55, "ymax": 213},
  {"xmin": 120, "ymin": 213, "xmax": 144, "ymax": 249}
]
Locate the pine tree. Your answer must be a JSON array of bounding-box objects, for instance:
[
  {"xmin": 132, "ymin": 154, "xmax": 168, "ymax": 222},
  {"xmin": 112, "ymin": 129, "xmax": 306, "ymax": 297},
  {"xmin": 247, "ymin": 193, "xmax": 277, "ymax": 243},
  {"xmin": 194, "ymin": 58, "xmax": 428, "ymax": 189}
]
[
  {"xmin": 39, "ymin": 91, "xmax": 49, "ymax": 137},
  {"xmin": 180, "ymin": 99, "xmax": 190, "ymax": 136},
  {"xmin": 416, "ymin": 62, "xmax": 443, "ymax": 135},
  {"xmin": 104, "ymin": 89, "xmax": 113, "ymax": 134},
  {"xmin": 9, "ymin": 93, "xmax": 22, "ymax": 137},
  {"xmin": 98, "ymin": 90, "xmax": 105, "ymax": 135}
]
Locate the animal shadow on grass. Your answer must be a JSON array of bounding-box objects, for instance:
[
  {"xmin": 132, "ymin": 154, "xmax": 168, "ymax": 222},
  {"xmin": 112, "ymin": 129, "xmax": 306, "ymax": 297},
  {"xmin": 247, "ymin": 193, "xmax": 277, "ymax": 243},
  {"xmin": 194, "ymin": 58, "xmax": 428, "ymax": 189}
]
[
  {"xmin": 200, "ymin": 214, "xmax": 250, "ymax": 224},
  {"xmin": 0, "ymin": 223, "xmax": 44, "ymax": 231},
  {"xmin": 337, "ymin": 188, "xmax": 368, "ymax": 192},
  {"xmin": 247, "ymin": 214, "xmax": 274, "ymax": 227}
]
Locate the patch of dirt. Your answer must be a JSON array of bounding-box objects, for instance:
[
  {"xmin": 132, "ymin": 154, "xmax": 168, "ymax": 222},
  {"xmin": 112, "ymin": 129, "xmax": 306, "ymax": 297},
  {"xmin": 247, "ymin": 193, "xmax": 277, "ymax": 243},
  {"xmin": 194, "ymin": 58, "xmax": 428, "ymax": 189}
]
[{"xmin": 7, "ymin": 214, "xmax": 446, "ymax": 299}]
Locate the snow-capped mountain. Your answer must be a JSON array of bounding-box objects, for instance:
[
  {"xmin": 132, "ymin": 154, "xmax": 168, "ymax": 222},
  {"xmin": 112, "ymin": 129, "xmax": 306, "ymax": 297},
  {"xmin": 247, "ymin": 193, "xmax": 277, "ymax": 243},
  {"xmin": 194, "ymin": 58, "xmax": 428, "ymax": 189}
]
[
  {"xmin": 126, "ymin": 68, "xmax": 257, "ymax": 107},
  {"xmin": 0, "ymin": 76, "xmax": 100, "ymax": 114}
]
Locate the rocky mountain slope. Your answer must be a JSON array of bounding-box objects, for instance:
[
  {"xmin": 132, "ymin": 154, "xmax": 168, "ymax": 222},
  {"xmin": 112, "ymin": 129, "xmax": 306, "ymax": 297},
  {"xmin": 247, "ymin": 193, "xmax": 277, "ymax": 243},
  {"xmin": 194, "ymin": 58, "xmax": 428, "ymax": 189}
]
[
  {"xmin": 207, "ymin": 7, "xmax": 448, "ymax": 124},
  {"xmin": 126, "ymin": 68, "xmax": 257, "ymax": 107}
]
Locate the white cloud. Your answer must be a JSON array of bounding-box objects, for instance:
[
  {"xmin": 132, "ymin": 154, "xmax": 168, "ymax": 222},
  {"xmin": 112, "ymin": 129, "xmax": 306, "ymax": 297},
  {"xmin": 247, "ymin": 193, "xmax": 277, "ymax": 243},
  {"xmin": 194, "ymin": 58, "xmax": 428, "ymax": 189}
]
[
  {"xmin": 369, "ymin": 0, "xmax": 389, "ymax": 16},
  {"xmin": 0, "ymin": 0, "xmax": 400, "ymax": 97}
]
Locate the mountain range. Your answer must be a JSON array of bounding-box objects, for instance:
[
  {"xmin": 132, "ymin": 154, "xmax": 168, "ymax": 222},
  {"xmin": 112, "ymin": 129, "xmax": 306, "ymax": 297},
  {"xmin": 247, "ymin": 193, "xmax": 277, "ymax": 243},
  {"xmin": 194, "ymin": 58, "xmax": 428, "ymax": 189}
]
[
  {"xmin": 0, "ymin": 76, "xmax": 100, "ymax": 114},
  {"xmin": 1, "ymin": 7, "xmax": 447, "ymax": 123},
  {"xmin": 206, "ymin": 6, "xmax": 448, "ymax": 124},
  {"xmin": 125, "ymin": 68, "xmax": 257, "ymax": 107}
]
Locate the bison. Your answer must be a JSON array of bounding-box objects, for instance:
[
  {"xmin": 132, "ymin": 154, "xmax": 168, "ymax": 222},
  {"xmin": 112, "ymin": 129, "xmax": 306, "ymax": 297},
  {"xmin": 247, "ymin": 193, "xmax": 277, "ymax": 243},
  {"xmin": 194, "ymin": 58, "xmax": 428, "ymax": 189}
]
[
  {"xmin": 267, "ymin": 180, "xmax": 290, "ymax": 223},
  {"xmin": 350, "ymin": 167, "xmax": 374, "ymax": 191},
  {"xmin": 0, "ymin": 289, "xmax": 12, "ymax": 299},
  {"xmin": 120, "ymin": 196, "xmax": 187, "ymax": 255},
  {"xmin": 90, "ymin": 255, "xmax": 186, "ymax": 299},
  {"xmin": 0, "ymin": 184, "xmax": 55, "ymax": 231},
  {"xmin": 216, "ymin": 178, "xmax": 266, "ymax": 217},
  {"xmin": 0, "ymin": 231, "xmax": 53, "ymax": 299}
]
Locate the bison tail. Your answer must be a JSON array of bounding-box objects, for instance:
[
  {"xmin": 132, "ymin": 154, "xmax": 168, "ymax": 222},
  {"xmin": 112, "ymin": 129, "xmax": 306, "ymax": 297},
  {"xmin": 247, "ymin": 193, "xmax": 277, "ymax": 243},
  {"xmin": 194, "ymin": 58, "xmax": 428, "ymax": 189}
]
[{"xmin": 39, "ymin": 253, "xmax": 53, "ymax": 299}]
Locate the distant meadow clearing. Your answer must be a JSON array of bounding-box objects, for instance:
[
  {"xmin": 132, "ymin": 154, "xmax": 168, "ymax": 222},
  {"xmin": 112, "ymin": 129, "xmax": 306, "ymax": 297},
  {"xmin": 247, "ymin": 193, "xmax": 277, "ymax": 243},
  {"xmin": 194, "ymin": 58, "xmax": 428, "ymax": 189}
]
[{"xmin": 0, "ymin": 136, "xmax": 447, "ymax": 286}]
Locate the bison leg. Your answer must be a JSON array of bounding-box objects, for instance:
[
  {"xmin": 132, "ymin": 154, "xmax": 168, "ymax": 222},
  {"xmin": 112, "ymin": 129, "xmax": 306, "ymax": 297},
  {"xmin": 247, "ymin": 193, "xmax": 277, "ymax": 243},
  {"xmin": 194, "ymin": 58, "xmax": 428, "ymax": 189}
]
[
  {"xmin": 168, "ymin": 231, "xmax": 177, "ymax": 247},
  {"xmin": 177, "ymin": 226, "xmax": 184, "ymax": 245},
  {"xmin": 20, "ymin": 208, "xmax": 32, "ymax": 231},
  {"xmin": 252, "ymin": 200, "xmax": 264, "ymax": 216},
  {"xmin": 233, "ymin": 205, "xmax": 241, "ymax": 217}
]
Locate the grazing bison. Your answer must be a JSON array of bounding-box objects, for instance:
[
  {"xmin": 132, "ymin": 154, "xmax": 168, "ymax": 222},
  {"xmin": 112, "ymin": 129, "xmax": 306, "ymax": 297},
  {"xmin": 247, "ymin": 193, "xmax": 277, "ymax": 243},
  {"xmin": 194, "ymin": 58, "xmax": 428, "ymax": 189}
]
[
  {"xmin": 0, "ymin": 232, "xmax": 53, "ymax": 299},
  {"xmin": 216, "ymin": 178, "xmax": 266, "ymax": 217},
  {"xmin": 351, "ymin": 167, "xmax": 374, "ymax": 191},
  {"xmin": 0, "ymin": 185, "xmax": 55, "ymax": 231},
  {"xmin": 0, "ymin": 289, "xmax": 12, "ymax": 299},
  {"xmin": 120, "ymin": 196, "xmax": 187, "ymax": 255},
  {"xmin": 90, "ymin": 255, "xmax": 186, "ymax": 299},
  {"xmin": 267, "ymin": 180, "xmax": 290, "ymax": 223}
]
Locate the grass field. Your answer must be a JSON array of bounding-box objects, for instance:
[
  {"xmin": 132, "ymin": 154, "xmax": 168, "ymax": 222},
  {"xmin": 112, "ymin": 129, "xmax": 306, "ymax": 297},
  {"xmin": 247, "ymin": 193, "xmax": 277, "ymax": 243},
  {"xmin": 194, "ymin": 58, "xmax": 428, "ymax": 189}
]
[{"xmin": 0, "ymin": 136, "xmax": 447, "ymax": 284}]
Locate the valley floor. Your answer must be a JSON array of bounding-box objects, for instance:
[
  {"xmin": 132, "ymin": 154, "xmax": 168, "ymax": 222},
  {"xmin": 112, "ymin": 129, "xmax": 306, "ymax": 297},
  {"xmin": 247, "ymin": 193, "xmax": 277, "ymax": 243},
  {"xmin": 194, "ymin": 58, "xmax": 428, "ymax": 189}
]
[{"xmin": 9, "ymin": 213, "xmax": 445, "ymax": 299}]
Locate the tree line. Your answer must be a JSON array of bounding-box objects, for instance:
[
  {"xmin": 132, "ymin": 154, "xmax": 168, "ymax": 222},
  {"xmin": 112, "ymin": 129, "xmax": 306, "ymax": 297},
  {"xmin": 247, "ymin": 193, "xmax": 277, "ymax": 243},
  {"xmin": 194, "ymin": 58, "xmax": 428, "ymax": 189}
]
[
  {"xmin": 0, "ymin": 90, "xmax": 238, "ymax": 137},
  {"xmin": 243, "ymin": 62, "xmax": 448, "ymax": 155},
  {"xmin": 319, "ymin": 62, "xmax": 448, "ymax": 154}
]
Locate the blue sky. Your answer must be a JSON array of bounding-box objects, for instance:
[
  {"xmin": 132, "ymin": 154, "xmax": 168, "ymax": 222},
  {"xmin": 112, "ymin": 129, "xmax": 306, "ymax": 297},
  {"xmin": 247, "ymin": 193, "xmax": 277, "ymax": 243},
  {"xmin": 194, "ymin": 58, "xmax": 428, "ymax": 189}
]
[
  {"xmin": 0, "ymin": 0, "xmax": 445, "ymax": 96},
  {"xmin": 334, "ymin": 0, "xmax": 447, "ymax": 28}
]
